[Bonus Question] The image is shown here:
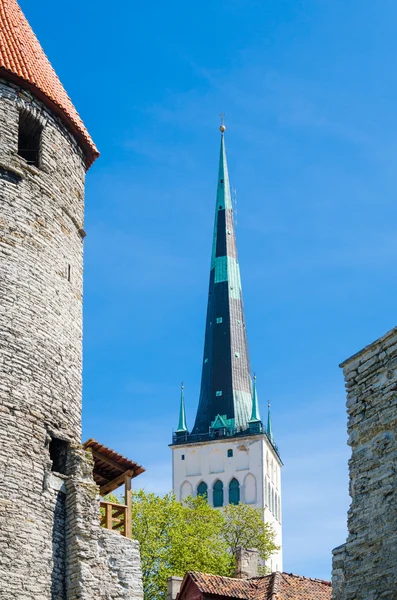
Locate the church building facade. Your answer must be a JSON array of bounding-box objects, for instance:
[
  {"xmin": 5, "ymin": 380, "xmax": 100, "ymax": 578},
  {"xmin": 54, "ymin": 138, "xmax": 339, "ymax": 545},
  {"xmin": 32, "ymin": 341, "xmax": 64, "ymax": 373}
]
[{"xmin": 170, "ymin": 127, "xmax": 283, "ymax": 571}]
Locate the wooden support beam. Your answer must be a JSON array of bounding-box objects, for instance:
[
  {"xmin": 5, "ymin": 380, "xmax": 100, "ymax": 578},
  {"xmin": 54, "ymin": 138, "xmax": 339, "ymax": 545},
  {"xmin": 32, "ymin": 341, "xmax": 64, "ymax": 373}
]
[
  {"xmin": 100, "ymin": 469, "xmax": 134, "ymax": 496},
  {"xmin": 92, "ymin": 449, "xmax": 126, "ymax": 472},
  {"xmin": 100, "ymin": 501, "xmax": 127, "ymax": 509},
  {"xmin": 125, "ymin": 473, "xmax": 132, "ymax": 539},
  {"xmin": 106, "ymin": 503, "xmax": 112, "ymax": 531}
]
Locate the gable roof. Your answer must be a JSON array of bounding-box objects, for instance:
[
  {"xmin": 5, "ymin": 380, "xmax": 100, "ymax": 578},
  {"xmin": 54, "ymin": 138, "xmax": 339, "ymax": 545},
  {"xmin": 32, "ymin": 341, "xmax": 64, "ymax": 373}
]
[
  {"xmin": 184, "ymin": 572, "xmax": 331, "ymax": 600},
  {"xmin": 0, "ymin": 0, "xmax": 99, "ymax": 167}
]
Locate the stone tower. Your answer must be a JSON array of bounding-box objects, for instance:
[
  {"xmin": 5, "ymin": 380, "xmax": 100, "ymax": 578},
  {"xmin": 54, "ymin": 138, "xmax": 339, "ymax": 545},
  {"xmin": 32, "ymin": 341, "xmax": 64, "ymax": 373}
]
[
  {"xmin": 170, "ymin": 127, "xmax": 283, "ymax": 571},
  {"xmin": 0, "ymin": 2, "xmax": 142, "ymax": 599},
  {"xmin": 332, "ymin": 327, "xmax": 397, "ymax": 599}
]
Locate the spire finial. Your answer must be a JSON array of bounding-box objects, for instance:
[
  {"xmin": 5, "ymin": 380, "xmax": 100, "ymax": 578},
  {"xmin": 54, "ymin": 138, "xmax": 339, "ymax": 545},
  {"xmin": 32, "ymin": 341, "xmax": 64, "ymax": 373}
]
[{"xmin": 219, "ymin": 113, "xmax": 226, "ymax": 133}]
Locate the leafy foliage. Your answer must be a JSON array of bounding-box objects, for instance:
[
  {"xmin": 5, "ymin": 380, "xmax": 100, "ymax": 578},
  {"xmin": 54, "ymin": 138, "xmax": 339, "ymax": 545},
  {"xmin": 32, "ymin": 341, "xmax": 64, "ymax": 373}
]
[
  {"xmin": 221, "ymin": 503, "xmax": 278, "ymax": 574},
  {"xmin": 131, "ymin": 491, "xmax": 231, "ymax": 600},
  {"xmin": 128, "ymin": 490, "xmax": 278, "ymax": 600}
]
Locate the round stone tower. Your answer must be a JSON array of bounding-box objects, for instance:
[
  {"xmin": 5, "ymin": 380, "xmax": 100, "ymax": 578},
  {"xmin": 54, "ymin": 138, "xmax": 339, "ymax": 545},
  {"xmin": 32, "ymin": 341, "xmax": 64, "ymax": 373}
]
[{"xmin": 0, "ymin": 0, "xmax": 98, "ymax": 597}]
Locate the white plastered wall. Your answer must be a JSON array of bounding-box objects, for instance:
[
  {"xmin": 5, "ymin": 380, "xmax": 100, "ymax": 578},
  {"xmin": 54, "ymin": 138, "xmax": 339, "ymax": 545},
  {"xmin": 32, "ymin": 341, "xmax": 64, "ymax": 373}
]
[{"xmin": 171, "ymin": 434, "xmax": 282, "ymax": 571}]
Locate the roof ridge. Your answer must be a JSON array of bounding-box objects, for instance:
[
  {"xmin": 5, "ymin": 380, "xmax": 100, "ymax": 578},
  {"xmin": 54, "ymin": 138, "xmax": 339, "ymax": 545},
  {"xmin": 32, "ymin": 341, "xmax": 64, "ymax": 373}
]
[
  {"xmin": 190, "ymin": 571, "xmax": 256, "ymax": 583},
  {"xmin": 268, "ymin": 571, "xmax": 280, "ymax": 599},
  {"xmin": 278, "ymin": 572, "xmax": 331, "ymax": 586}
]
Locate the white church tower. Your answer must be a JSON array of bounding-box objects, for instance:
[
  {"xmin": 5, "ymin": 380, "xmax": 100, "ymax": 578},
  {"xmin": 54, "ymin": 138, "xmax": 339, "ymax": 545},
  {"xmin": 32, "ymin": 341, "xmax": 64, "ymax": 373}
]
[{"xmin": 170, "ymin": 124, "xmax": 283, "ymax": 571}]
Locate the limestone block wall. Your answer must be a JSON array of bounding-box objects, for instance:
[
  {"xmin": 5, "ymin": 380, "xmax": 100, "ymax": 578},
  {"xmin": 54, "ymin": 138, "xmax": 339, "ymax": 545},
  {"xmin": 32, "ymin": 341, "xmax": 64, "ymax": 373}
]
[
  {"xmin": 0, "ymin": 78, "xmax": 86, "ymax": 598},
  {"xmin": 332, "ymin": 327, "xmax": 397, "ymax": 600},
  {"xmin": 0, "ymin": 78, "xmax": 144, "ymax": 600},
  {"xmin": 65, "ymin": 445, "xmax": 143, "ymax": 600}
]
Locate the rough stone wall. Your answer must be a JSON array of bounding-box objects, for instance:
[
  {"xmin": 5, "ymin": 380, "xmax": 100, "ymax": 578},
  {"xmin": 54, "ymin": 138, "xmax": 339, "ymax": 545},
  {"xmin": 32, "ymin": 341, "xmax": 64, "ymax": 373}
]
[
  {"xmin": 0, "ymin": 78, "xmax": 86, "ymax": 598},
  {"xmin": 0, "ymin": 79, "xmax": 143, "ymax": 600},
  {"xmin": 65, "ymin": 445, "xmax": 143, "ymax": 600},
  {"xmin": 332, "ymin": 327, "xmax": 397, "ymax": 600}
]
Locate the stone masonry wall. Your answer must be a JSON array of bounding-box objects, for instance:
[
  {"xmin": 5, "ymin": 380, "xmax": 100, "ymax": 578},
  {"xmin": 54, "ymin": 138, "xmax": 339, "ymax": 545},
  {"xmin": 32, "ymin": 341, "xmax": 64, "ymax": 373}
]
[
  {"xmin": 0, "ymin": 78, "xmax": 86, "ymax": 598},
  {"xmin": 0, "ymin": 79, "xmax": 143, "ymax": 599},
  {"xmin": 332, "ymin": 327, "xmax": 397, "ymax": 600},
  {"xmin": 65, "ymin": 445, "xmax": 143, "ymax": 600}
]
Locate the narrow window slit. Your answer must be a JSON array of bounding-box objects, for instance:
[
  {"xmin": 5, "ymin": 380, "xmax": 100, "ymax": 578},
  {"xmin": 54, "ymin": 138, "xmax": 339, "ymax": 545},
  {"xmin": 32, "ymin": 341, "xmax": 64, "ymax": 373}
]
[
  {"xmin": 18, "ymin": 109, "xmax": 42, "ymax": 167},
  {"xmin": 49, "ymin": 438, "xmax": 69, "ymax": 475}
]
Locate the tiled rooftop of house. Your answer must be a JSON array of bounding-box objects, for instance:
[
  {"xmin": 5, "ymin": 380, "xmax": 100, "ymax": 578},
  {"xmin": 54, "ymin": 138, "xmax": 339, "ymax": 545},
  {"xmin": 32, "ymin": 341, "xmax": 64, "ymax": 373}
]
[
  {"xmin": 188, "ymin": 571, "xmax": 332, "ymax": 600},
  {"xmin": 0, "ymin": 0, "xmax": 98, "ymax": 167}
]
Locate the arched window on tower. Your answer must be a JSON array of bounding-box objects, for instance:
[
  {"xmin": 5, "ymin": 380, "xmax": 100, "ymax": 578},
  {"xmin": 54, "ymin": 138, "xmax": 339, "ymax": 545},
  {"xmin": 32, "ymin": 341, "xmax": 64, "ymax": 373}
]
[
  {"xmin": 213, "ymin": 480, "xmax": 224, "ymax": 507},
  {"xmin": 180, "ymin": 481, "xmax": 193, "ymax": 500},
  {"xmin": 197, "ymin": 481, "xmax": 208, "ymax": 501},
  {"xmin": 228, "ymin": 478, "xmax": 240, "ymax": 505}
]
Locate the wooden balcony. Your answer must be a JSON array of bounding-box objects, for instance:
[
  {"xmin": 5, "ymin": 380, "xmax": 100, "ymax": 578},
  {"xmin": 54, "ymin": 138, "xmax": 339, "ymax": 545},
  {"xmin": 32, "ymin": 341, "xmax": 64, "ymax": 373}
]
[{"xmin": 83, "ymin": 439, "xmax": 145, "ymax": 540}]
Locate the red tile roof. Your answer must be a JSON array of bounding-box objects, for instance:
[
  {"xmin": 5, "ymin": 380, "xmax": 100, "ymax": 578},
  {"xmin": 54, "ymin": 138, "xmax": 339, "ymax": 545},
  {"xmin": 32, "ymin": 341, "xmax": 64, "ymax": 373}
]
[
  {"xmin": 187, "ymin": 572, "xmax": 331, "ymax": 600},
  {"xmin": 0, "ymin": 0, "xmax": 99, "ymax": 168},
  {"xmin": 189, "ymin": 572, "xmax": 258, "ymax": 600}
]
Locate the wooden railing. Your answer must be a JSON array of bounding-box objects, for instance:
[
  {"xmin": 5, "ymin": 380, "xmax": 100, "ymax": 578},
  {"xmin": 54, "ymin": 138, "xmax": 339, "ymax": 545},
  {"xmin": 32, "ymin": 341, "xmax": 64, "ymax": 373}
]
[
  {"xmin": 99, "ymin": 470, "xmax": 132, "ymax": 539},
  {"xmin": 100, "ymin": 501, "xmax": 131, "ymax": 538}
]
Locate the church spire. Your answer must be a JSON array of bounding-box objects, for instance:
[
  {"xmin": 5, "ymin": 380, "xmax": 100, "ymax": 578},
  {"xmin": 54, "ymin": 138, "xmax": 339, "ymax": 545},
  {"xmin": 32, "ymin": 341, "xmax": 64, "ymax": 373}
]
[
  {"xmin": 176, "ymin": 383, "xmax": 188, "ymax": 433},
  {"xmin": 192, "ymin": 123, "xmax": 252, "ymax": 435}
]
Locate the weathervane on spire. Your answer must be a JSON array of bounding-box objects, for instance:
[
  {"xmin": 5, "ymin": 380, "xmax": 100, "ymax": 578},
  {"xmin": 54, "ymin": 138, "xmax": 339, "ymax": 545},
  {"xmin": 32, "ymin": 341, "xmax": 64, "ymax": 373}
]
[{"xmin": 219, "ymin": 113, "xmax": 226, "ymax": 133}]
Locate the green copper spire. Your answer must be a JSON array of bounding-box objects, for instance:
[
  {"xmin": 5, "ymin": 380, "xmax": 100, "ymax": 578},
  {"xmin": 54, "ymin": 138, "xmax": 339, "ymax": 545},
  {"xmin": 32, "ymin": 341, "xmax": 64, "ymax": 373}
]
[
  {"xmin": 267, "ymin": 402, "xmax": 274, "ymax": 442},
  {"xmin": 249, "ymin": 374, "xmax": 261, "ymax": 422},
  {"xmin": 192, "ymin": 121, "xmax": 253, "ymax": 436},
  {"xmin": 176, "ymin": 382, "xmax": 188, "ymax": 433}
]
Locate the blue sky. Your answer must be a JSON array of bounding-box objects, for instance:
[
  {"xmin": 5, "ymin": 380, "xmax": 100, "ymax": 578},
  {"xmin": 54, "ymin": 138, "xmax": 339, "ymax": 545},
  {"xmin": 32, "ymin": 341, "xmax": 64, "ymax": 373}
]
[{"xmin": 22, "ymin": 0, "xmax": 397, "ymax": 581}]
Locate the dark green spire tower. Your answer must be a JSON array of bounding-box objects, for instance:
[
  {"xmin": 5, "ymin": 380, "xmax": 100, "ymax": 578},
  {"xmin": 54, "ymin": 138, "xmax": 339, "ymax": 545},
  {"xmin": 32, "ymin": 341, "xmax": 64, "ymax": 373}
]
[{"xmin": 192, "ymin": 124, "xmax": 255, "ymax": 436}]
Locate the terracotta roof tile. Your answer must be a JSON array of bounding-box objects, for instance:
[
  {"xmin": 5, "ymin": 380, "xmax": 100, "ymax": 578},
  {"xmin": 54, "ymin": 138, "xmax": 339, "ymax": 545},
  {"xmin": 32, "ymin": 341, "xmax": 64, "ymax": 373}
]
[
  {"xmin": 189, "ymin": 572, "xmax": 261, "ymax": 599},
  {"xmin": 186, "ymin": 572, "xmax": 331, "ymax": 600},
  {"xmin": 0, "ymin": 0, "xmax": 98, "ymax": 167},
  {"xmin": 266, "ymin": 572, "xmax": 331, "ymax": 600}
]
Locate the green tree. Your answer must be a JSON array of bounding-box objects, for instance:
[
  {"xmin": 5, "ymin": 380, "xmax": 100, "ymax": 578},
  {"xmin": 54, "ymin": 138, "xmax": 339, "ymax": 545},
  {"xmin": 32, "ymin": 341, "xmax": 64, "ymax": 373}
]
[
  {"xmin": 129, "ymin": 491, "xmax": 278, "ymax": 600},
  {"xmin": 131, "ymin": 491, "xmax": 231, "ymax": 600},
  {"xmin": 221, "ymin": 503, "xmax": 278, "ymax": 573}
]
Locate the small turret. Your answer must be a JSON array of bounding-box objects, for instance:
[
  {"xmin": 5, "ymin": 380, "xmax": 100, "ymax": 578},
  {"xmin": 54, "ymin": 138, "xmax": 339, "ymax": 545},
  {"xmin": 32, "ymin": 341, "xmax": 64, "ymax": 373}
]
[
  {"xmin": 248, "ymin": 374, "xmax": 263, "ymax": 434},
  {"xmin": 175, "ymin": 383, "xmax": 188, "ymax": 438},
  {"xmin": 267, "ymin": 402, "xmax": 274, "ymax": 443}
]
